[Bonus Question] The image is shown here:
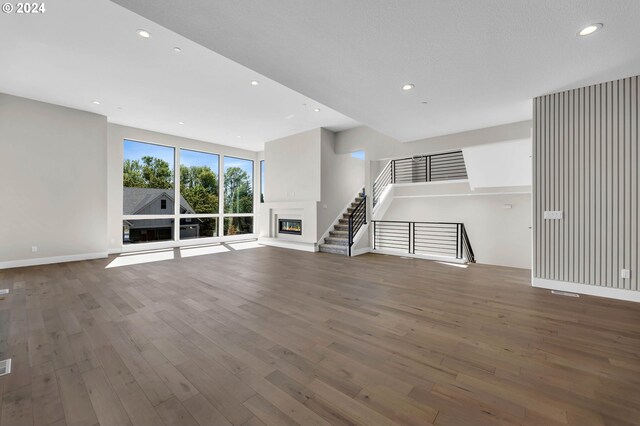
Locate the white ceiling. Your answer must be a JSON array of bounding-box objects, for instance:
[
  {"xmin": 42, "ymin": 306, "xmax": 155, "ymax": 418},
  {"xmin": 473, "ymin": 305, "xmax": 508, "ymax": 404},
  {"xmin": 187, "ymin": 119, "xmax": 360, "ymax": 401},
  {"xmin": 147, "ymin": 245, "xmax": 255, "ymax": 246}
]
[
  {"xmin": 0, "ymin": 0, "xmax": 358, "ymax": 151},
  {"xmin": 111, "ymin": 0, "xmax": 640, "ymax": 142}
]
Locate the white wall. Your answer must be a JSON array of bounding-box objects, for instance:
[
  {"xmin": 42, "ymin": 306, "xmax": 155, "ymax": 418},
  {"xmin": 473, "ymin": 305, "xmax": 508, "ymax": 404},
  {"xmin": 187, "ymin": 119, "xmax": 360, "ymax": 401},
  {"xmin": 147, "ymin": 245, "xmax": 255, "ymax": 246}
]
[
  {"xmin": 381, "ymin": 183, "xmax": 532, "ymax": 269},
  {"xmin": 463, "ymin": 139, "xmax": 532, "ymax": 189},
  {"xmin": 263, "ymin": 128, "xmax": 321, "ymax": 202},
  {"xmin": 107, "ymin": 123, "xmax": 259, "ymax": 252},
  {"xmin": 317, "ymin": 129, "xmax": 365, "ymax": 238},
  {"xmin": 335, "ymin": 120, "xmax": 532, "ymax": 160},
  {"xmin": 0, "ymin": 93, "xmax": 108, "ymax": 266}
]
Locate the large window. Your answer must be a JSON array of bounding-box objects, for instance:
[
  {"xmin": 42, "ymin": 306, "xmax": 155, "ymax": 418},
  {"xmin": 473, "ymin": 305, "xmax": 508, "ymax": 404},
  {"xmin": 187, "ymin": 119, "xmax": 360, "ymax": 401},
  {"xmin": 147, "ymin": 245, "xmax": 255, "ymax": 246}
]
[
  {"xmin": 123, "ymin": 140, "xmax": 175, "ymax": 216},
  {"xmin": 179, "ymin": 149, "xmax": 220, "ymax": 240},
  {"xmin": 180, "ymin": 149, "xmax": 219, "ymax": 214},
  {"xmin": 224, "ymin": 156, "xmax": 253, "ymax": 235},
  {"xmin": 224, "ymin": 156, "xmax": 253, "ymax": 214},
  {"xmin": 122, "ymin": 140, "xmax": 256, "ymax": 244}
]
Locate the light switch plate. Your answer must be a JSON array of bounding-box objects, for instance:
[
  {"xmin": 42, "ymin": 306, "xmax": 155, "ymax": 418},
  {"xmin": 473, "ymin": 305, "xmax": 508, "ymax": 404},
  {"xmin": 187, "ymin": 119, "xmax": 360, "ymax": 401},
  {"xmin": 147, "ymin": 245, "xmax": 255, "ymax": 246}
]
[{"xmin": 544, "ymin": 211, "xmax": 563, "ymax": 220}]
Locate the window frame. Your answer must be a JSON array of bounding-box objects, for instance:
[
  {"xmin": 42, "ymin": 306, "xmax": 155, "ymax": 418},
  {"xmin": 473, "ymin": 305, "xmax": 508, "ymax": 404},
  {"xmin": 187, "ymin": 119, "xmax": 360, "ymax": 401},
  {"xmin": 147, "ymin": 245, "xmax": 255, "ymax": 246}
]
[
  {"xmin": 122, "ymin": 138, "xmax": 257, "ymax": 249},
  {"xmin": 222, "ymin": 155, "xmax": 255, "ymax": 235}
]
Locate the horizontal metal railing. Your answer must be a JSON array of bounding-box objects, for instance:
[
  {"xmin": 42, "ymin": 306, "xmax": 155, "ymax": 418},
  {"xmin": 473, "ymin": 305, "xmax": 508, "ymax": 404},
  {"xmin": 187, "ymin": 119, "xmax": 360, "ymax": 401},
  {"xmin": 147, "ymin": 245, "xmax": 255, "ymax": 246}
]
[
  {"xmin": 372, "ymin": 150, "xmax": 468, "ymax": 206},
  {"xmin": 372, "ymin": 220, "xmax": 475, "ymax": 262}
]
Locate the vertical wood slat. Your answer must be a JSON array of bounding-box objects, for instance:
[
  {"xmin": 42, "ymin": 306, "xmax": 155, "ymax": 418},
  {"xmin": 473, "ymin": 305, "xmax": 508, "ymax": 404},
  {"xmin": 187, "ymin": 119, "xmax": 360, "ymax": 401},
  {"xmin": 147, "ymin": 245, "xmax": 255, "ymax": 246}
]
[{"xmin": 533, "ymin": 75, "xmax": 639, "ymax": 291}]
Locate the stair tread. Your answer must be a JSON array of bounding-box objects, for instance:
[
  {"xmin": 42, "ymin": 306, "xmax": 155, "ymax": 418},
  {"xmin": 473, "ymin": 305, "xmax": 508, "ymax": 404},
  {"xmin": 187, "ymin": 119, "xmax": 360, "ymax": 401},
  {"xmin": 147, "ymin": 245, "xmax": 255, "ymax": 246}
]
[{"xmin": 319, "ymin": 244, "xmax": 349, "ymax": 250}]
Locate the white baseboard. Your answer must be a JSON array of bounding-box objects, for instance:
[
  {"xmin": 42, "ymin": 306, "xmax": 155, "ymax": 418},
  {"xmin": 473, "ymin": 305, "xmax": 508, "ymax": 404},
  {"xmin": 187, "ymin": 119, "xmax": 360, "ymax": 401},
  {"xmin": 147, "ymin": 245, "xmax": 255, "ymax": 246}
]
[
  {"xmin": 532, "ymin": 277, "xmax": 640, "ymax": 303},
  {"xmin": 0, "ymin": 252, "xmax": 108, "ymax": 270},
  {"xmin": 258, "ymin": 238, "xmax": 318, "ymax": 252}
]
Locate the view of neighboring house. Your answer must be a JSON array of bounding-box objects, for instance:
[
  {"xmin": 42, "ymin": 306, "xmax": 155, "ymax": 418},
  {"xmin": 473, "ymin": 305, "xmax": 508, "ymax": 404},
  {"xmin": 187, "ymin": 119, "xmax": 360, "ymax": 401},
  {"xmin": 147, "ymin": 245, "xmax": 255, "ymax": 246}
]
[{"xmin": 123, "ymin": 187, "xmax": 202, "ymax": 242}]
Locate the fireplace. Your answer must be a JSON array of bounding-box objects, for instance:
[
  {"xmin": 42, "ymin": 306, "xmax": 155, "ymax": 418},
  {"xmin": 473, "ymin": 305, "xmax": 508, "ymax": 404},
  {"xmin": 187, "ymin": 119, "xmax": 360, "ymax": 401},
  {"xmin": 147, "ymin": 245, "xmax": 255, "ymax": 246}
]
[{"xmin": 279, "ymin": 219, "xmax": 302, "ymax": 235}]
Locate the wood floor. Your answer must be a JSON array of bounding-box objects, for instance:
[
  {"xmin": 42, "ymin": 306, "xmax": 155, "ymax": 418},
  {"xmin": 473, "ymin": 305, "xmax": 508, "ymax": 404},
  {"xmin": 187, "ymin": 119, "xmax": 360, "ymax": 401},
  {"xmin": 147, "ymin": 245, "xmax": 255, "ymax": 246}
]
[{"xmin": 1, "ymin": 244, "xmax": 639, "ymax": 426}]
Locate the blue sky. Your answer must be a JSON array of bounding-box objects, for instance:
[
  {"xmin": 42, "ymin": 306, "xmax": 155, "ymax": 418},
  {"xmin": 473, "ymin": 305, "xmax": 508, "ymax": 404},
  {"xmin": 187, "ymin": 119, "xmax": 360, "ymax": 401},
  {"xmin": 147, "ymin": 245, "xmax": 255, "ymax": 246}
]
[
  {"xmin": 351, "ymin": 150, "xmax": 365, "ymax": 160},
  {"xmin": 224, "ymin": 156, "xmax": 253, "ymax": 177},
  {"xmin": 181, "ymin": 148, "xmax": 219, "ymax": 170},
  {"xmin": 124, "ymin": 140, "xmax": 174, "ymax": 165}
]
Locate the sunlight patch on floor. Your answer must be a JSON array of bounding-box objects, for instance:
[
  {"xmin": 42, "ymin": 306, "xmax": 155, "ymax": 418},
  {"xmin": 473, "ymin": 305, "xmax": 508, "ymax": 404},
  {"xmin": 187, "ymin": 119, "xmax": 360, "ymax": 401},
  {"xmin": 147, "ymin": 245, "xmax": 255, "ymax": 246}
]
[
  {"xmin": 436, "ymin": 261, "xmax": 469, "ymax": 268},
  {"xmin": 180, "ymin": 244, "xmax": 229, "ymax": 258},
  {"xmin": 106, "ymin": 248, "xmax": 175, "ymax": 268}
]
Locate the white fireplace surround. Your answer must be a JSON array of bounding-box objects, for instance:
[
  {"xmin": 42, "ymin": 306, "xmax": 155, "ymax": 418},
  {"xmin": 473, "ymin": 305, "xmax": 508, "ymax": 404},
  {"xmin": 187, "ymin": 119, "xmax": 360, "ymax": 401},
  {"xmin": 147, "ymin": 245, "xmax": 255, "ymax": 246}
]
[{"xmin": 257, "ymin": 201, "xmax": 319, "ymax": 252}]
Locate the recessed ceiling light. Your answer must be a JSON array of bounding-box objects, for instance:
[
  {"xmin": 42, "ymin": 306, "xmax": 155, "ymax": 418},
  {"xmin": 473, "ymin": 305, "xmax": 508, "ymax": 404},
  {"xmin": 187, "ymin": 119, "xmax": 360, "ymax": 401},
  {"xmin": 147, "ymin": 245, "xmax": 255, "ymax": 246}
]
[
  {"xmin": 173, "ymin": 47, "xmax": 181, "ymax": 53},
  {"xmin": 91, "ymin": 100, "xmax": 100, "ymax": 105},
  {"xmin": 251, "ymin": 80, "xmax": 259, "ymax": 86},
  {"xmin": 137, "ymin": 29, "xmax": 151, "ymax": 38},
  {"xmin": 237, "ymin": 135, "xmax": 242, "ymax": 139},
  {"xmin": 313, "ymin": 108, "xmax": 321, "ymax": 112},
  {"xmin": 578, "ymin": 23, "xmax": 603, "ymax": 36},
  {"xmin": 178, "ymin": 121, "xmax": 184, "ymax": 125},
  {"xmin": 402, "ymin": 83, "xmax": 415, "ymax": 91}
]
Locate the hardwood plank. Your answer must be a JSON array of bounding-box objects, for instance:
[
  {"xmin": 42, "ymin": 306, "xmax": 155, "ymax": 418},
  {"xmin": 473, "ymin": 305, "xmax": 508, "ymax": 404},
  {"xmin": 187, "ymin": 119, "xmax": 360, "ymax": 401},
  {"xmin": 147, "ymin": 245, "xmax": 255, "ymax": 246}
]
[
  {"xmin": 154, "ymin": 397, "xmax": 199, "ymax": 426},
  {"xmin": 176, "ymin": 360, "xmax": 254, "ymax": 425},
  {"xmin": 55, "ymin": 364, "xmax": 98, "ymax": 426},
  {"xmin": 242, "ymin": 394, "xmax": 298, "ymax": 426},
  {"xmin": 1, "ymin": 385, "xmax": 33, "ymax": 426},
  {"xmin": 119, "ymin": 389, "xmax": 165, "ymax": 426},
  {"xmin": 151, "ymin": 362, "xmax": 198, "ymax": 402},
  {"xmin": 308, "ymin": 379, "xmax": 398, "ymax": 426},
  {"xmin": 30, "ymin": 362, "xmax": 65, "ymax": 426},
  {"xmin": 81, "ymin": 367, "xmax": 132, "ymax": 426},
  {"xmin": 355, "ymin": 385, "xmax": 438, "ymax": 425},
  {"xmin": 238, "ymin": 368, "xmax": 331, "ymax": 426},
  {"xmin": 181, "ymin": 394, "xmax": 231, "ymax": 426}
]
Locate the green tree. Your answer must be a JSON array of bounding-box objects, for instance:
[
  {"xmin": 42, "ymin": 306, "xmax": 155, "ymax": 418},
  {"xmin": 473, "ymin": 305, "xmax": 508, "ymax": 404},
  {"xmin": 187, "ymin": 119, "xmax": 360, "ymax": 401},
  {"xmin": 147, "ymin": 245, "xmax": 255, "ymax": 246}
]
[
  {"xmin": 123, "ymin": 156, "xmax": 173, "ymax": 189},
  {"xmin": 123, "ymin": 159, "xmax": 145, "ymax": 187},
  {"xmin": 180, "ymin": 165, "xmax": 219, "ymax": 214},
  {"xmin": 224, "ymin": 167, "xmax": 253, "ymax": 214},
  {"xmin": 141, "ymin": 156, "xmax": 172, "ymax": 189}
]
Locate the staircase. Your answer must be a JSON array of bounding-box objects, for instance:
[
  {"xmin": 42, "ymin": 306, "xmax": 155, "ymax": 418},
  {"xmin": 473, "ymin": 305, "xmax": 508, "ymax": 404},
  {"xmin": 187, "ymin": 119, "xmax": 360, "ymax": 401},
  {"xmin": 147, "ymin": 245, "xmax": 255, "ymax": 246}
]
[{"xmin": 319, "ymin": 190, "xmax": 365, "ymax": 255}]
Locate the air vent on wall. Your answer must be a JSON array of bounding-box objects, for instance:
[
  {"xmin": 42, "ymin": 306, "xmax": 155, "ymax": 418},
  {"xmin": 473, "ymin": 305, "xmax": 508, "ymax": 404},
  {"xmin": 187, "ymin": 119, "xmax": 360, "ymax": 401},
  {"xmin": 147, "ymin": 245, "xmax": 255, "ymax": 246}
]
[
  {"xmin": 551, "ymin": 290, "xmax": 579, "ymax": 297},
  {"xmin": 0, "ymin": 359, "xmax": 11, "ymax": 376}
]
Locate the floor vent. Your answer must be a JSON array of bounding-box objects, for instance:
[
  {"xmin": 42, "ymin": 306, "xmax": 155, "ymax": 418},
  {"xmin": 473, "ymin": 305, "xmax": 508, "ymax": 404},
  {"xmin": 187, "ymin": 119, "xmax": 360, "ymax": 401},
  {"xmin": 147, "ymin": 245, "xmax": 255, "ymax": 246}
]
[
  {"xmin": 0, "ymin": 289, "xmax": 8, "ymax": 295},
  {"xmin": 551, "ymin": 290, "xmax": 580, "ymax": 297},
  {"xmin": 0, "ymin": 359, "xmax": 11, "ymax": 376}
]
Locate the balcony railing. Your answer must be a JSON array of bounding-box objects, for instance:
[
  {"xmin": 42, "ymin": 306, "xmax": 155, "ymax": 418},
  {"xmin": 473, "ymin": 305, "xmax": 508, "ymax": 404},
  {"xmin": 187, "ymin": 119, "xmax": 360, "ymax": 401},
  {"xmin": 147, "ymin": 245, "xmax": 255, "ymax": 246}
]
[
  {"xmin": 373, "ymin": 150, "xmax": 467, "ymax": 206},
  {"xmin": 372, "ymin": 220, "xmax": 475, "ymax": 263}
]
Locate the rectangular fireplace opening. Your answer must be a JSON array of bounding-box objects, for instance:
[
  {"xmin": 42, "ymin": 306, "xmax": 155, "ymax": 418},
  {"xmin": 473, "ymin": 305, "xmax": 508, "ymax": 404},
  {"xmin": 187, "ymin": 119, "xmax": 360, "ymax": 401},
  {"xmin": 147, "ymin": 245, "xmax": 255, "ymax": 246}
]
[{"xmin": 279, "ymin": 219, "xmax": 302, "ymax": 235}]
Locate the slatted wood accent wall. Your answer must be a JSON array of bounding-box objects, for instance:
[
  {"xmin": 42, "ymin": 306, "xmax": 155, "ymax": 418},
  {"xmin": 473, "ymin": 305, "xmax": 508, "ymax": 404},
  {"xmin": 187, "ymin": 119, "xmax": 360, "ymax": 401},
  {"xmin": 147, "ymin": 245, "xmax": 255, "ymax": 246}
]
[{"xmin": 533, "ymin": 75, "xmax": 639, "ymax": 291}]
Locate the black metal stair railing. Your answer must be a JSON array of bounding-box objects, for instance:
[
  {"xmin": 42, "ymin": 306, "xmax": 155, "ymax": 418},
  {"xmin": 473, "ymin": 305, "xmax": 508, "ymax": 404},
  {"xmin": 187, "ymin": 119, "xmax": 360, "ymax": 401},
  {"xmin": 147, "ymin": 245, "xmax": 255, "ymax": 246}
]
[
  {"xmin": 372, "ymin": 150, "xmax": 467, "ymax": 206},
  {"xmin": 347, "ymin": 190, "xmax": 367, "ymax": 256},
  {"xmin": 372, "ymin": 220, "xmax": 475, "ymax": 263}
]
